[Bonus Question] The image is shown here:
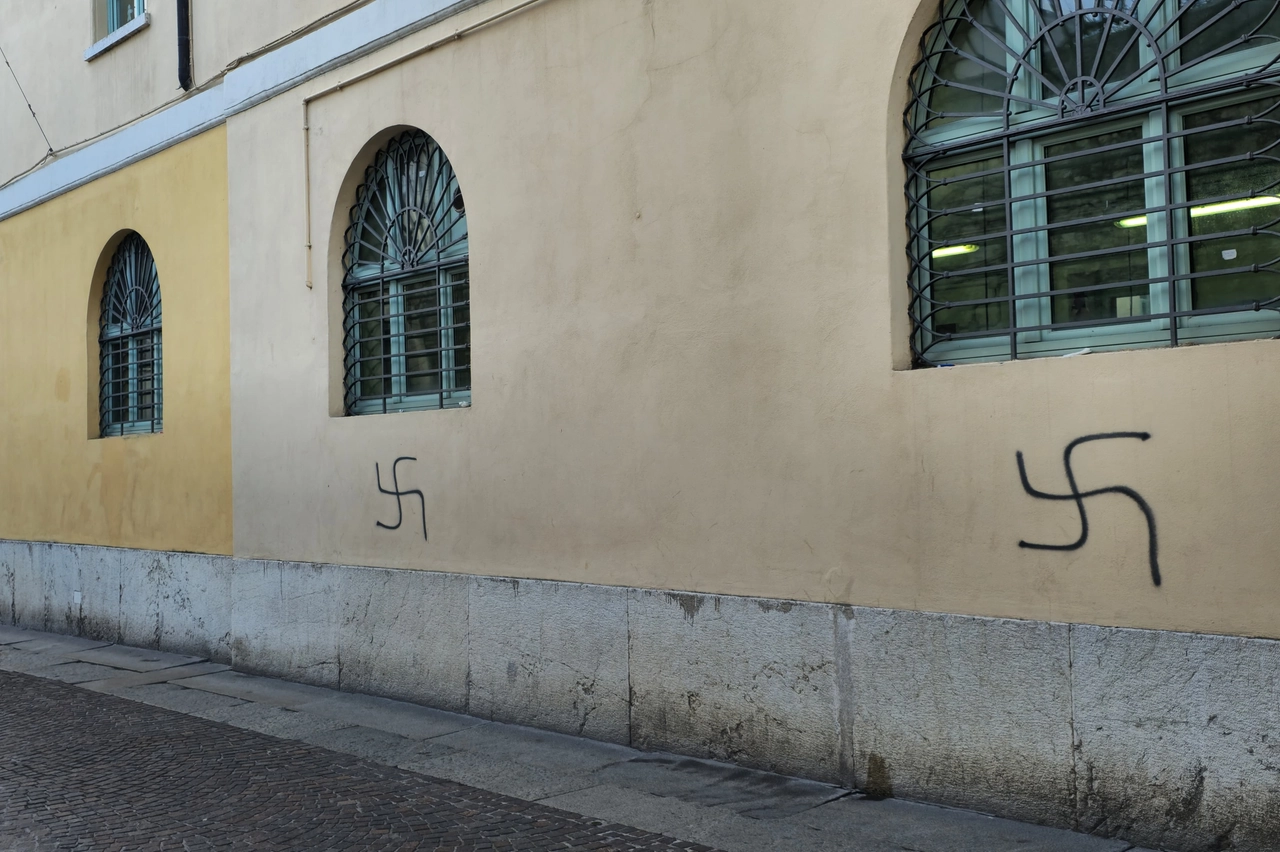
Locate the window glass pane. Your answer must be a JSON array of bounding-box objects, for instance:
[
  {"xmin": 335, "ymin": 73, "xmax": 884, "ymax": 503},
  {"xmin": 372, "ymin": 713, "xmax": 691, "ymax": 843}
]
[
  {"xmin": 355, "ymin": 206, "xmax": 388, "ymax": 267},
  {"xmin": 404, "ymin": 351, "xmax": 442, "ymax": 394},
  {"xmin": 1044, "ymin": 126, "xmax": 1150, "ymax": 324},
  {"xmin": 1037, "ymin": 1, "xmax": 1142, "ymax": 102},
  {"xmin": 1183, "ymin": 96, "xmax": 1280, "ymax": 309},
  {"xmin": 352, "ymin": 285, "xmax": 390, "ymax": 400},
  {"xmin": 1178, "ymin": 0, "xmax": 1280, "ymax": 66},
  {"xmin": 925, "ymin": 154, "xmax": 1010, "ymax": 336},
  {"xmin": 108, "ymin": 342, "xmax": 129, "ymax": 425},
  {"xmin": 136, "ymin": 338, "xmax": 154, "ymax": 419},
  {"xmin": 106, "ymin": 0, "xmax": 143, "ymax": 32},
  {"xmin": 451, "ymin": 274, "xmax": 471, "ymax": 331},
  {"xmin": 448, "ymin": 270, "xmax": 471, "ymax": 387},
  {"xmin": 928, "ymin": 0, "xmax": 1011, "ymax": 127},
  {"xmin": 404, "ymin": 276, "xmax": 443, "ymax": 395},
  {"xmin": 450, "ymin": 270, "xmax": 471, "ymax": 391},
  {"xmin": 150, "ymin": 332, "xmax": 163, "ymax": 424}
]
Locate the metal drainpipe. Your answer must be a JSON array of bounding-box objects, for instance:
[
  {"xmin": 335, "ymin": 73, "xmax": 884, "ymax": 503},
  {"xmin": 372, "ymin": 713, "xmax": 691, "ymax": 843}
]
[{"xmin": 177, "ymin": 0, "xmax": 193, "ymax": 91}]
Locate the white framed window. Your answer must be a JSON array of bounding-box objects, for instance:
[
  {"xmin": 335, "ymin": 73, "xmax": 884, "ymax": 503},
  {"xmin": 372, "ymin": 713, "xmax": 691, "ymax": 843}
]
[
  {"xmin": 342, "ymin": 130, "xmax": 471, "ymax": 414},
  {"xmin": 87, "ymin": 0, "xmax": 149, "ymax": 61},
  {"xmin": 906, "ymin": 0, "xmax": 1280, "ymax": 365},
  {"xmin": 106, "ymin": 0, "xmax": 145, "ymax": 34}
]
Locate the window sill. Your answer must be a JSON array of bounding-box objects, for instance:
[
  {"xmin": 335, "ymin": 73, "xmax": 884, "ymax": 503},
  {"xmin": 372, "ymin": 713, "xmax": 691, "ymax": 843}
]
[
  {"xmin": 98, "ymin": 426, "xmax": 163, "ymax": 439},
  {"xmin": 84, "ymin": 12, "xmax": 150, "ymax": 62}
]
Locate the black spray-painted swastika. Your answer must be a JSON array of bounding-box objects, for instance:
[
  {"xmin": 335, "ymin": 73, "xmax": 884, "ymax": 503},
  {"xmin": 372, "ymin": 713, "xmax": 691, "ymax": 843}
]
[
  {"xmin": 375, "ymin": 456, "xmax": 428, "ymax": 541},
  {"xmin": 1016, "ymin": 432, "xmax": 1160, "ymax": 587}
]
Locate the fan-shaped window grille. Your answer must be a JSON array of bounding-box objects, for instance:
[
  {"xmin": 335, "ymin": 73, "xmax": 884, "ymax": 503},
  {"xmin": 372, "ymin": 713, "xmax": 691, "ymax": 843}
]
[
  {"xmin": 342, "ymin": 129, "xmax": 470, "ymax": 414},
  {"xmin": 99, "ymin": 232, "xmax": 162, "ymax": 436},
  {"xmin": 906, "ymin": 0, "xmax": 1280, "ymax": 365}
]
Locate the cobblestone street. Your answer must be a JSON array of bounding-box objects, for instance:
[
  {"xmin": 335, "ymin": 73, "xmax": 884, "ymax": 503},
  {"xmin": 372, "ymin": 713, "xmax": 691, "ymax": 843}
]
[{"xmin": 0, "ymin": 670, "xmax": 716, "ymax": 851}]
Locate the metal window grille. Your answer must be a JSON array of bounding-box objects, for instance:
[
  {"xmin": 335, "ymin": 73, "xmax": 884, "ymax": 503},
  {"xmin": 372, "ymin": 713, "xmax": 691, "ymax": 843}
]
[
  {"xmin": 99, "ymin": 232, "xmax": 162, "ymax": 436},
  {"xmin": 342, "ymin": 129, "xmax": 470, "ymax": 414},
  {"xmin": 906, "ymin": 0, "xmax": 1280, "ymax": 366}
]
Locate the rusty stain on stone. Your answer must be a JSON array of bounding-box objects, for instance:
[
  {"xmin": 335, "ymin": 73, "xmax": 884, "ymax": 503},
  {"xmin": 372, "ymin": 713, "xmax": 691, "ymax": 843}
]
[
  {"xmin": 864, "ymin": 753, "xmax": 893, "ymax": 800},
  {"xmin": 756, "ymin": 599, "xmax": 794, "ymax": 614},
  {"xmin": 665, "ymin": 592, "xmax": 703, "ymax": 621}
]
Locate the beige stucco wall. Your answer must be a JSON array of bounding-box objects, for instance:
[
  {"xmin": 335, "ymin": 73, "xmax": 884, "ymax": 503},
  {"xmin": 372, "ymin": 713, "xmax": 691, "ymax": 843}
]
[
  {"xmin": 0, "ymin": 127, "xmax": 232, "ymax": 554},
  {"xmin": 191, "ymin": 0, "xmax": 370, "ymax": 83},
  {"xmin": 0, "ymin": 0, "xmax": 358, "ymax": 186},
  {"xmin": 227, "ymin": 0, "xmax": 1280, "ymax": 638}
]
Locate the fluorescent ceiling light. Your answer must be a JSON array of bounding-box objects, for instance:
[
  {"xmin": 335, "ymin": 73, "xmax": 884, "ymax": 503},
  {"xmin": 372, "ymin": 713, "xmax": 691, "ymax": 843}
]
[
  {"xmin": 1116, "ymin": 196, "xmax": 1280, "ymax": 228},
  {"xmin": 1190, "ymin": 196, "xmax": 1280, "ymax": 217},
  {"xmin": 932, "ymin": 243, "xmax": 980, "ymax": 258}
]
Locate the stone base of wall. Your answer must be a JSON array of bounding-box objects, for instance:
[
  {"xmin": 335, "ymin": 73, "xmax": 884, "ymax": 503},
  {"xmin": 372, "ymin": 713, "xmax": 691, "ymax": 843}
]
[{"xmin": 1, "ymin": 539, "xmax": 1277, "ymax": 851}]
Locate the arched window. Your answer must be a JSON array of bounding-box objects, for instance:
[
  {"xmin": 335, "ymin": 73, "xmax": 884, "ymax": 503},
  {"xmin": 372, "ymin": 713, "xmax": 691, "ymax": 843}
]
[
  {"xmin": 99, "ymin": 232, "xmax": 162, "ymax": 436},
  {"xmin": 342, "ymin": 129, "xmax": 470, "ymax": 414},
  {"xmin": 906, "ymin": 0, "xmax": 1280, "ymax": 365}
]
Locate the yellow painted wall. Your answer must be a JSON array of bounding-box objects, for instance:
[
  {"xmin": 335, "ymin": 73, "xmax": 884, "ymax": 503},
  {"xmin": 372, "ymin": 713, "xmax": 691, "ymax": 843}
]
[{"xmin": 0, "ymin": 128, "xmax": 232, "ymax": 555}]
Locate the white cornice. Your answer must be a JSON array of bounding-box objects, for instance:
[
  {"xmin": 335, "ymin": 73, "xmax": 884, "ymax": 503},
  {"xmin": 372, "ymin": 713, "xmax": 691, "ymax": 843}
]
[{"xmin": 0, "ymin": 0, "xmax": 480, "ymax": 223}]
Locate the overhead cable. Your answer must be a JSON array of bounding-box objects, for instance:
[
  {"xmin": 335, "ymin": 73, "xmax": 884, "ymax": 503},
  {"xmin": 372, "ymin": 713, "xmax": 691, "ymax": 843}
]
[{"xmin": 0, "ymin": 38, "xmax": 53, "ymax": 155}]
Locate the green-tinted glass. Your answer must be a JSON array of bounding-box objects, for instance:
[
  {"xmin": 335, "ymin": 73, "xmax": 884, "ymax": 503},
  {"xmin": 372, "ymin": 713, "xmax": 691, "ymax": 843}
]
[
  {"xmin": 926, "ymin": 154, "xmax": 1010, "ymax": 336},
  {"xmin": 1183, "ymin": 96, "xmax": 1280, "ymax": 309},
  {"xmin": 1037, "ymin": 1, "xmax": 1141, "ymax": 101},
  {"xmin": 928, "ymin": 0, "xmax": 1010, "ymax": 128},
  {"xmin": 1178, "ymin": 0, "xmax": 1280, "ymax": 67},
  {"xmin": 1045, "ymin": 126, "xmax": 1150, "ymax": 324}
]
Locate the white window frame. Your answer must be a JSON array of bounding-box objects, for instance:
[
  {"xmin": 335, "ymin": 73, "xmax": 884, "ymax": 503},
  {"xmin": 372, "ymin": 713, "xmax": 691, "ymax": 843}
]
[{"xmin": 85, "ymin": 0, "xmax": 149, "ymax": 62}]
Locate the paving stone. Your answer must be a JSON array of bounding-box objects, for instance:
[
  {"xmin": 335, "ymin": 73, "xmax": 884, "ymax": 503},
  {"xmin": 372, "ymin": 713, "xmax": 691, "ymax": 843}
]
[
  {"xmin": 178, "ymin": 669, "xmax": 337, "ymax": 708},
  {"xmin": 540, "ymin": 784, "xmax": 1139, "ymax": 852},
  {"xmin": 6, "ymin": 635, "xmax": 110, "ymax": 654},
  {"xmin": 80, "ymin": 661, "xmax": 231, "ymax": 692},
  {"xmin": 596, "ymin": 755, "xmax": 846, "ymax": 819},
  {"xmin": 291, "ymin": 691, "xmax": 486, "ymax": 740},
  {"xmin": 0, "ymin": 645, "xmax": 81, "ymax": 674},
  {"xmin": 119, "ymin": 681, "xmax": 250, "ymax": 714},
  {"xmin": 72, "ymin": 644, "xmax": 206, "ymax": 672},
  {"xmin": 20, "ymin": 661, "xmax": 124, "ymax": 685},
  {"xmin": 397, "ymin": 750, "xmax": 620, "ymax": 803},
  {"xmin": 299, "ymin": 725, "xmax": 438, "ymax": 765},
  {"xmin": 788, "ymin": 796, "xmax": 1139, "ymax": 852},
  {"xmin": 192, "ymin": 701, "xmax": 349, "ymax": 740},
  {"xmin": 0, "ymin": 669, "xmax": 721, "ymax": 851},
  {"xmin": 428, "ymin": 718, "xmax": 638, "ymax": 773},
  {"xmin": 0, "ymin": 626, "xmax": 39, "ymax": 645}
]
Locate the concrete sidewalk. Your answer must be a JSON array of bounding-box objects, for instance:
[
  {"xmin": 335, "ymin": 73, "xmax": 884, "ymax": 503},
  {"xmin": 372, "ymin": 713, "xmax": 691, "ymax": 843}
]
[{"xmin": 0, "ymin": 625, "xmax": 1153, "ymax": 852}]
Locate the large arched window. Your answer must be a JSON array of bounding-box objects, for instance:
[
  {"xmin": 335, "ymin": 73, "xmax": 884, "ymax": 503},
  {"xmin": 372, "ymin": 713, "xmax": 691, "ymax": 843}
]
[
  {"xmin": 99, "ymin": 232, "xmax": 162, "ymax": 436},
  {"xmin": 342, "ymin": 129, "xmax": 470, "ymax": 414},
  {"xmin": 906, "ymin": 0, "xmax": 1280, "ymax": 365}
]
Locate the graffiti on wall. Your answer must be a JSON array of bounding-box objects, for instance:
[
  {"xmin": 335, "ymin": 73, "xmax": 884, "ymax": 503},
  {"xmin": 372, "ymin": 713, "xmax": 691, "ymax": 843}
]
[
  {"xmin": 375, "ymin": 456, "xmax": 428, "ymax": 541},
  {"xmin": 1016, "ymin": 432, "xmax": 1160, "ymax": 586}
]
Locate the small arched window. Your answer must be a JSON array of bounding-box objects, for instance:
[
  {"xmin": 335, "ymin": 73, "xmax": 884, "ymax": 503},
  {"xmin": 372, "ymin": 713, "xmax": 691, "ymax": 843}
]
[
  {"xmin": 99, "ymin": 232, "xmax": 162, "ymax": 436},
  {"xmin": 906, "ymin": 0, "xmax": 1280, "ymax": 365},
  {"xmin": 342, "ymin": 129, "xmax": 470, "ymax": 414}
]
